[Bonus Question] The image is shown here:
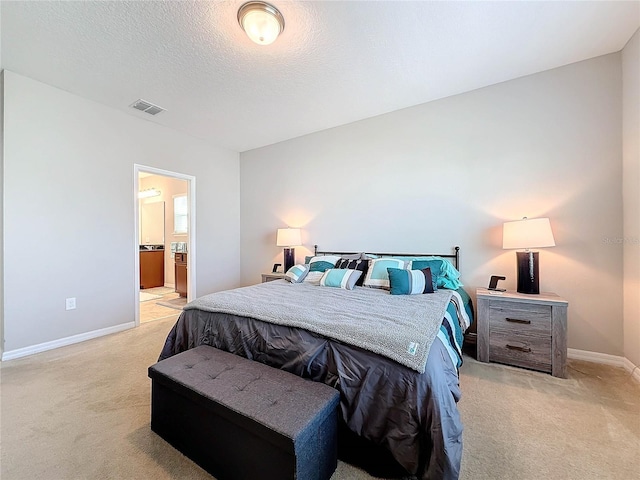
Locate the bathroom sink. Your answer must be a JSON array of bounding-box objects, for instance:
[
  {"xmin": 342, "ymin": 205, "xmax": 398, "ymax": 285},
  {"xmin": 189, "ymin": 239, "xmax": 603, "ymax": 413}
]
[{"xmin": 140, "ymin": 244, "xmax": 165, "ymax": 251}]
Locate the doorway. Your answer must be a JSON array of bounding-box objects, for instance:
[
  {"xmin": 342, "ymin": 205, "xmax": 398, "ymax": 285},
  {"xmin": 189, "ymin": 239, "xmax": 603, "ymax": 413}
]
[{"xmin": 134, "ymin": 165, "xmax": 196, "ymax": 326}]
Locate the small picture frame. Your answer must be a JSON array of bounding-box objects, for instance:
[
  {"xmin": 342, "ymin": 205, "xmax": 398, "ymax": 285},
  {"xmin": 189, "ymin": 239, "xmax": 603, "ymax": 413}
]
[{"xmin": 272, "ymin": 263, "xmax": 282, "ymax": 273}]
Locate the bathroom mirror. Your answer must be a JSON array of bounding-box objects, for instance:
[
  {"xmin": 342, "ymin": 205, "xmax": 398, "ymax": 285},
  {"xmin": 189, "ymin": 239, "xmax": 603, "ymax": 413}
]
[{"xmin": 140, "ymin": 201, "xmax": 165, "ymax": 245}]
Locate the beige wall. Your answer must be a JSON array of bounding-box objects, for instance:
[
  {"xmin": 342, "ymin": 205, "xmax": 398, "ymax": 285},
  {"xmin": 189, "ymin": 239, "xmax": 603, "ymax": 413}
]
[
  {"xmin": 2, "ymin": 71, "xmax": 241, "ymax": 355},
  {"xmin": 139, "ymin": 174, "xmax": 188, "ymax": 286},
  {"xmin": 240, "ymin": 53, "xmax": 624, "ymax": 357},
  {"xmin": 622, "ymin": 29, "xmax": 640, "ymax": 368}
]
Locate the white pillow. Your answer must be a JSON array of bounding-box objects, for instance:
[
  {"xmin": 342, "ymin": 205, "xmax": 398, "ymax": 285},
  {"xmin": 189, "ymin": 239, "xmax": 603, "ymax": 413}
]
[{"xmin": 363, "ymin": 258, "xmax": 407, "ymax": 289}]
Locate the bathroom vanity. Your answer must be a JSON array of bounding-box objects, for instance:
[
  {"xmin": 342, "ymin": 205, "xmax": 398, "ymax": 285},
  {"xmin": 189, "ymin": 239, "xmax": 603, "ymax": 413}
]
[{"xmin": 140, "ymin": 245, "xmax": 165, "ymax": 289}]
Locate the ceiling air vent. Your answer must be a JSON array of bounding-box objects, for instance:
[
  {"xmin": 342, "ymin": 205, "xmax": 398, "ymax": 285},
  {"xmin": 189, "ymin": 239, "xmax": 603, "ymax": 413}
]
[{"xmin": 130, "ymin": 99, "xmax": 165, "ymax": 116}]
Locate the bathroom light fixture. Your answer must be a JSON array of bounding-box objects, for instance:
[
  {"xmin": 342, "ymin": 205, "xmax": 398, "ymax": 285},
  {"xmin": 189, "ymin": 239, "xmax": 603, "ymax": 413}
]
[
  {"xmin": 138, "ymin": 188, "xmax": 161, "ymax": 199},
  {"xmin": 238, "ymin": 1, "xmax": 285, "ymax": 45}
]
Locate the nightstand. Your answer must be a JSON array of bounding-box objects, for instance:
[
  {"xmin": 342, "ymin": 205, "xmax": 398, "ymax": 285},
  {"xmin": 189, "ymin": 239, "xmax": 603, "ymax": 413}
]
[
  {"xmin": 476, "ymin": 288, "xmax": 568, "ymax": 378},
  {"xmin": 261, "ymin": 272, "xmax": 286, "ymax": 283}
]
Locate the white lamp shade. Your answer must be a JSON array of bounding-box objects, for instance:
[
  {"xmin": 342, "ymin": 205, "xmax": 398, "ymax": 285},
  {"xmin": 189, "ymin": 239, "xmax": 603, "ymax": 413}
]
[
  {"xmin": 276, "ymin": 228, "xmax": 301, "ymax": 247},
  {"xmin": 503, "ymin": 218, "xmax": 556, "ymax": 249}
]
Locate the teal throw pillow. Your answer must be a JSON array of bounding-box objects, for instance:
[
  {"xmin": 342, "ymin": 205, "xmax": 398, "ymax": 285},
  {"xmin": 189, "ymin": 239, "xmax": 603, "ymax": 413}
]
[
  {"xmin": 319, "ymin": 269, "xmax": 362, "ymax": 290},
  {"xmin": 387, "ymin": 267, "xmax": 436, "ymax": 295},
  {"xmin": 307, "ymin": 256, "xmax": 341, "ymax": 272},
  {"xmin": 411, "ymin": 259, "xmax": 463, "ymax": 290}
]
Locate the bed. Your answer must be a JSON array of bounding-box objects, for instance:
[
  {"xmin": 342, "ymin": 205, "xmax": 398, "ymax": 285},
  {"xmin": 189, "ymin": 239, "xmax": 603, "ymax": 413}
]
[{"xmin": 158, "ymin": 246, "xmax": 473, "ymax": 480}]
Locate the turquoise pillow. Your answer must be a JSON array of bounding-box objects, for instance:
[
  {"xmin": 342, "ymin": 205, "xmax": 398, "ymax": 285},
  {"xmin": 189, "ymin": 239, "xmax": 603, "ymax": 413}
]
[
  {"xmin": 319, "ymin": 269, "xmax": 362, "ymax": 290},
  {"xmin": 439, "ymin": 276, "xmax": 463, "ymax": 290},
  {"xmin": 411, "ymin": 259, "xmax": 443, "ymax": 276},
  {"xmin": 411, "ymin": 258, "xmax": 463, "ymax": 290},
  {"xmin": 307, "ymin": 255, "xmax": 341, "ymax": 272},
  {"xmin": 309, "ymin": 260, "xmax": 335, "ymax": 272},
  {"xmin": 387, "ymin": 267, "xmax": 436, "ymax": 295}
]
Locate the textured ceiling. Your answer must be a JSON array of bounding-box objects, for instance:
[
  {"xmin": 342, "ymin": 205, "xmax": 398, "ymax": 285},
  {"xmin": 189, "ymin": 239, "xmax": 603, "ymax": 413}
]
[{"xmin": 1, "ymin": 1, "xmax": 638, "ymax": 152}]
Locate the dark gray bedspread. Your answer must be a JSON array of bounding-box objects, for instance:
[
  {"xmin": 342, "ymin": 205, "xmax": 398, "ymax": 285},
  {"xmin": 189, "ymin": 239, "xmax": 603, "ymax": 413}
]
[{"xmin": 159, "ymin": 309, "xmax": 463, "ymax": 480}]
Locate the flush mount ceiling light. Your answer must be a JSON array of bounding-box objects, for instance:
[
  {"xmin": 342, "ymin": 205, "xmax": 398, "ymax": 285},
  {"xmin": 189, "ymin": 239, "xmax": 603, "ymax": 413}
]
[{"xmin": 237, "ymin": 1, "xmax": 285, "ymax": 46}]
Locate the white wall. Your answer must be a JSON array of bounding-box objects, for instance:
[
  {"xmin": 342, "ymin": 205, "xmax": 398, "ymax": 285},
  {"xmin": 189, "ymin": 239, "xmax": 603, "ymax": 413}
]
[
  {"xmin": 2, "ymin": 71, "xmax": 241, "ymax": 355},
  {"xmin": 241, "ymin": 54, "xmax": 624, "ymax": 356},
  {"xmin": 622, "ymin": 29, "xmax": 640, "ymax": 368}
]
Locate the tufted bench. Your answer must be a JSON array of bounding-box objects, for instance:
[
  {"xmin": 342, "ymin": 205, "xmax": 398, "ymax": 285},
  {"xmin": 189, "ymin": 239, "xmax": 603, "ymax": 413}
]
[{"xmin": 148, "ymin": 345, "xmax": 340, "ymax": 480}]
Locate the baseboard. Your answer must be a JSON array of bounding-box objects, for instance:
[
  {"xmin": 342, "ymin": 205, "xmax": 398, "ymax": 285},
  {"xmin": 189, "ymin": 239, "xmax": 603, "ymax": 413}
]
[
  {"xmin": 623, "ymin": 357, "xmax": 640, "ymax": 383},
  {"xmin": 1, "ymin": 322, "xmax": 136, "ymax": 361},
  {"xmin": 164, "ymin": 283, "xmax": 175, "ymax": 288},
  {"xmin": 568, "ymin": 348, "xmax": 640, "ymax": 383}
]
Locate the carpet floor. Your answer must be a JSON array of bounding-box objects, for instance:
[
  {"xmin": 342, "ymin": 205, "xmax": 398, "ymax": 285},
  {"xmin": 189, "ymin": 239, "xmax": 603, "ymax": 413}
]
[{"xmin": 1, "ymin": 317, "xmax": 638, "ymax": 479}]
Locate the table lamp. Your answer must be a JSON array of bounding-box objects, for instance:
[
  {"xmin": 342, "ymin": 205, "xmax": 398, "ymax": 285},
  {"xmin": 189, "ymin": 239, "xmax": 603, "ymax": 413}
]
[
  {"xmin": 276, "ymin": 228, "xmax": 301, "ymax": 273},
  {"xmin": 503, "ymin": 217, "xmax": 555, "ymax": 294}
]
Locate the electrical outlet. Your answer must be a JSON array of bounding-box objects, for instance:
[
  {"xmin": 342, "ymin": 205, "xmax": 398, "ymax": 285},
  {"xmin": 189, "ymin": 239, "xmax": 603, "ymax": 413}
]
[{"xmin": 65, "ymin": 297, "xmax": 76, "ymax": 310}]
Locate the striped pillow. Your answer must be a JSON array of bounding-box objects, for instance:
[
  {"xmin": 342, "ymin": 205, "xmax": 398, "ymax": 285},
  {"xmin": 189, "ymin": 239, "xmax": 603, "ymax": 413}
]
[
  {"xmin": 387, "ymin": 267, "xmax": 436, "ymax": 295},
  {"xmin": 285, "ymin": 264, "xmax": 309, "ymax": 283},
  {"xmin": 319, "ymin": 269, "xmax": 362, "ymax": 290},
  {"xmin": 363, "ymin": 258, "xmax": 406, "ymax": 289},
  {"xmin": 334, "ymin": 258, "xmax": 369, "ymax": 286},
  {"xmin": 303, "ymin": 271, "xmax": 324, "ymax": 285}
]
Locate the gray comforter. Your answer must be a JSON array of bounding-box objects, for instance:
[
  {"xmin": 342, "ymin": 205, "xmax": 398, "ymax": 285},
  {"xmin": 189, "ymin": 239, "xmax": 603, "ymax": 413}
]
[
  {"xmin": 159, "ymin": 283, "xmax": 464, "ymax": 480},
  {"xmin": 185, "ymin": 281, "xmax": 453, "ymax": 373}
]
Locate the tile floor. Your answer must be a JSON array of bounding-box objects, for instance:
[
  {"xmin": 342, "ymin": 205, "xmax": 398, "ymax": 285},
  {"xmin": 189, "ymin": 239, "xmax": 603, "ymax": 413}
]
[{"xmin": 139, "ymin": 286, "xmax": 185, "ymax": 323}]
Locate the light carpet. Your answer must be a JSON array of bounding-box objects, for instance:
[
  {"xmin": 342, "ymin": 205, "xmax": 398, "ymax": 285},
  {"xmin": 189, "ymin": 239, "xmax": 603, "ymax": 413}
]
[{"xmin": 1, "ymin": 317, "xmax": 638, "ymax": 479}]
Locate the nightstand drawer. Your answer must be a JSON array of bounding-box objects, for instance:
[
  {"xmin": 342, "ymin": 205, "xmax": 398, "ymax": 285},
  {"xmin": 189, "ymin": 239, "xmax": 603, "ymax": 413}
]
[
  {"xmin": 489, "ymin": 303, "xmax": 551, "ymax": 336},
  {"xmin": 489, "ymin": 332, "xmax": 552, "ymax": 372}
]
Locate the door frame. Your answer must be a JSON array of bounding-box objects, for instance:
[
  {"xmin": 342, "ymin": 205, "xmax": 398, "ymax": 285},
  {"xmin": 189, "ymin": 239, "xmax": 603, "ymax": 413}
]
[{"xmin": 133, "ymin": 164, "xmax": 196, "ymax": 327}]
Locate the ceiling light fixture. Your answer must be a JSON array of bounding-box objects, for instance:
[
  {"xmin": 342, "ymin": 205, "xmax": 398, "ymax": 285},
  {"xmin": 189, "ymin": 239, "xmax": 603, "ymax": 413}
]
[{"xmin": 237, "ymin": 1, "xmax": 285, "ymax": 46}]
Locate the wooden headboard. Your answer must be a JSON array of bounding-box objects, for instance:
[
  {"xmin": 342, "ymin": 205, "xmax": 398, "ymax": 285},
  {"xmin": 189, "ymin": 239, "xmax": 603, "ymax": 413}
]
[{"xmin": 313, "ymin": 245, "xmax": 461, "ymax": 271}]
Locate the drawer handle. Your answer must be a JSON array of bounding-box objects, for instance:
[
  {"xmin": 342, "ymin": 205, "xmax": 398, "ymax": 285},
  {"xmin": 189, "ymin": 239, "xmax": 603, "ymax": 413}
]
[
  {"xmin": 506, "ymin": 317, "xmax": 531, "ymax": 325},
  {"xmin": 506, "ymin": 344, "xmax": 532, "ymax": 353}
]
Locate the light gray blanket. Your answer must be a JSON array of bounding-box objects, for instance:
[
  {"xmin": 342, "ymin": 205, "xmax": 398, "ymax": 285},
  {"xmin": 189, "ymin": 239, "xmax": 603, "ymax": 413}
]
[{"xmin": 185, "ymin": 281, "xmax": 453, "ymax": 373}]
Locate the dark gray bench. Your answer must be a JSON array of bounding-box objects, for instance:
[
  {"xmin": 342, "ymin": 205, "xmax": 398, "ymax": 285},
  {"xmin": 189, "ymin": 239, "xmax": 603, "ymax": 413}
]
[{"xmin": 148, "ymin": 345, "xmax": 340, "ymax": 480}]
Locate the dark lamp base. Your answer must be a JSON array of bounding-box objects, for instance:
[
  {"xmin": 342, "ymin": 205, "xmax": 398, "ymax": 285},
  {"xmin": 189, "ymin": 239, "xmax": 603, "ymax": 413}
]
[
  {"xmin": 283, "ymin": 248, "xmax": 295, "ymax": 273},
  {"xmin": 516, "ymin": 251, "xmax": 540, "ymax": 294}
]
